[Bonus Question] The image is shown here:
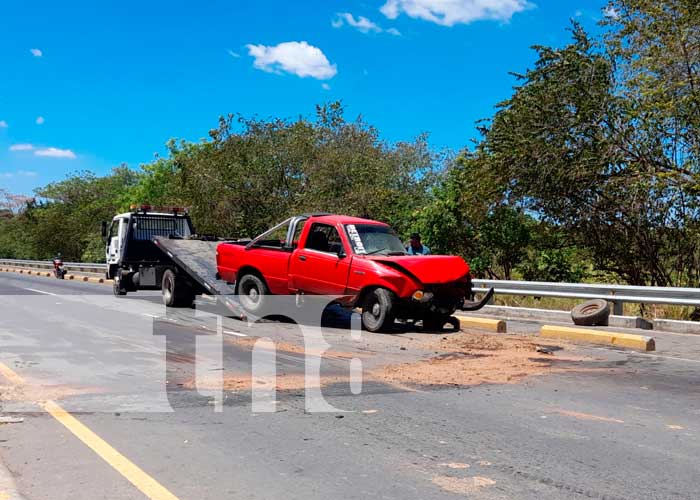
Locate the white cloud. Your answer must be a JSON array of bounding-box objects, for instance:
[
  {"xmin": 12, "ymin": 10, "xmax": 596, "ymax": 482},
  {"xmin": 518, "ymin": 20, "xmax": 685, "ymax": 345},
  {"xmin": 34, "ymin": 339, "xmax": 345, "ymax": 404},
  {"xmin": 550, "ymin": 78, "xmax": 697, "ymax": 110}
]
[
  {"xmin": 380, "ymin": 0, "xmax": 532, "ymax": 26},
  {"xmin": 0, "ymin": 170, "xmax": 37, "ymax": 178},
  {"xmin": 332, "ymin": 12, "xmax": 401, "ymax": 36},
  {"xmin": 246, "ymin": 41, "xmax": 337, "ymax": 80},
  {"xmin": 227, "ymin": 49, "xmax": 241, "ymax": 58},
  {"xmin": 30, "ymin": 48, "xmax": 43, "ymax": 57},
  {"xmin": 603, "ymin": 6, "xmax": 619, "ymax": 19},
  {"xmin": 0, "ymin": 120, "xmax": 7, "ymax": 128},
  {"xmin": 9, "ymin": 144, "xmax": 34, "ymax": 151},
  {"xmin": 321, "ymin": 83, "xmax": 331, "ymax": 90},
  {"xmin": 333, "ymin": 12, "xmax": 382, "ymax": 33},
  {"xmin": 34, "ymin": 147, "xmax": 76, "ymax": 159},
  {"xmin": 35, "ymin": 116, "xmax": 45, "ymax": 125}
]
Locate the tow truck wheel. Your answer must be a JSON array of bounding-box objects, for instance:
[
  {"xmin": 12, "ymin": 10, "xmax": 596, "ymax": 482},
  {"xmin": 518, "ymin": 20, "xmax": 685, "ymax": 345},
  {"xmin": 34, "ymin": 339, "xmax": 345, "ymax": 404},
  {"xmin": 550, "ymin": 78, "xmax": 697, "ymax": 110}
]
[
  {"xmin": 237, "ymin": 274, "xmax": 269, "ymax": 316},
  {"xmin": 113, "ymin": 270, "xmax": 127, "ymax": 296},
  {"xmin": 162, "ymin": 269, "xmax": 195, "ymax": 308},
  {"xmin": 362, "ymin": 288, "xmax": 396, "ymax": 333}
]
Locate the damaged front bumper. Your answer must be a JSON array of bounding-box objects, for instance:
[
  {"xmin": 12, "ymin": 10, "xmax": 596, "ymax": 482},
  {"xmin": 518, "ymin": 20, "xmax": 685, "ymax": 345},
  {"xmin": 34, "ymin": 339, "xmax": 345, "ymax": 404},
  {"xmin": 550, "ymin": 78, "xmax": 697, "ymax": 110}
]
[{"xmin": 460, "ymin": 287, "xmax": 494, "ymax": 311}]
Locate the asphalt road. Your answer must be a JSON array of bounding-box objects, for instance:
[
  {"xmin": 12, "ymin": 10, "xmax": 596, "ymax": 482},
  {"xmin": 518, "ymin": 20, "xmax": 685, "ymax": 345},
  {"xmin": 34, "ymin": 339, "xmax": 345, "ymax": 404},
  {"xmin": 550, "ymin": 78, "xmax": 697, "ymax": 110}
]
[{"xmin": 1, "ymin": 272, "xmax": 699, "ymax": 500}]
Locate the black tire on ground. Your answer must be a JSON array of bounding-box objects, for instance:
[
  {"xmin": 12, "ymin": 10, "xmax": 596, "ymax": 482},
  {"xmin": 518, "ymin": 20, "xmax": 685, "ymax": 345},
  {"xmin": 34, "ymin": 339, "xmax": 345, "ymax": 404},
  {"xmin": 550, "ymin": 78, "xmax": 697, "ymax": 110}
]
[
  {"xmin": 237, "ymin": 274, "xmax": 270, "ymax": 316},
  {"xmin": 113, "ymin": 270, "xmax": 127, "ymax": 296},
  {"xmin": 162, "ymin": 269, "xmax": 195, "ymax": 308},
  {"xmin": 362, "ymin": 288, "xmax": 396, "ymax": 333},
  {"xmin": 422, "ymin": 313, "xmax": 459, "ymax": 332},
  {"xmin": 571, "ymin": 299, "xmax": 610, "ymax": 326}
]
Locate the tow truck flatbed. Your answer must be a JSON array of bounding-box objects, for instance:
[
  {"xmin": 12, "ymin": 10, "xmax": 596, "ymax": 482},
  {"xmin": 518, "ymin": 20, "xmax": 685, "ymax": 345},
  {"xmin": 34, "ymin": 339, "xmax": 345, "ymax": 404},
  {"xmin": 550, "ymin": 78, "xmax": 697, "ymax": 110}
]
[{"xmin": 152, "ymin": 236, "xmax": 234, "ymax": 296}]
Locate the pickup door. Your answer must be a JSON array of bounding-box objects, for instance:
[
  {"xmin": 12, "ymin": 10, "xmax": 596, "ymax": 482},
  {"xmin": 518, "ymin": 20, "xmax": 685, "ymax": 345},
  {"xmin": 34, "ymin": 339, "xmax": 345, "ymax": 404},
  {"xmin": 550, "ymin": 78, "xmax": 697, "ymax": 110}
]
[{"xmin": 289, "ymin": 222, "xmax": 352, "ymax": 296}]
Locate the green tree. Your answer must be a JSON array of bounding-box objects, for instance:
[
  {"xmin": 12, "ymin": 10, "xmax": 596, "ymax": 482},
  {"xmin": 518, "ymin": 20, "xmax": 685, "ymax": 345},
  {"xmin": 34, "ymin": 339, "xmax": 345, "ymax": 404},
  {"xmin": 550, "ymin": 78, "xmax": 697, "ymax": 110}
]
[
  {"xmin": 29, "ymin": 167, "xmax": 139, "ymax": 261},
  {"xmin": 141, "ymin": 102, "xmax": 436, "ymax": 239},
  {"xmin": 469, "ymin": 21, "xmax": 700, "ymax": 286}
]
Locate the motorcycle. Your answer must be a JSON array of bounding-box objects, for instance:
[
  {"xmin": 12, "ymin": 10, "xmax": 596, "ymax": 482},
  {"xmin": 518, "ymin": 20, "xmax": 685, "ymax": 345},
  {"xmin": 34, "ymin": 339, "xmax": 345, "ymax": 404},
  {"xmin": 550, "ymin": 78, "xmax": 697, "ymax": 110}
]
[{"xmin": 53, "ymin": 257, "xmax": 66, "ymax": 279}]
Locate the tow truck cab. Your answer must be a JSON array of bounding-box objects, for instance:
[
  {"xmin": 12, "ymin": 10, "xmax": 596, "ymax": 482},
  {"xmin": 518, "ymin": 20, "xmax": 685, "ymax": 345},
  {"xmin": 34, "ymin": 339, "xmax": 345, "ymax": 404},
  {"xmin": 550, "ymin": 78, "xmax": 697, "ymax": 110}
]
[{"xmin": 102, "ymin": 206, "xmax": 194, "ymax": 295}]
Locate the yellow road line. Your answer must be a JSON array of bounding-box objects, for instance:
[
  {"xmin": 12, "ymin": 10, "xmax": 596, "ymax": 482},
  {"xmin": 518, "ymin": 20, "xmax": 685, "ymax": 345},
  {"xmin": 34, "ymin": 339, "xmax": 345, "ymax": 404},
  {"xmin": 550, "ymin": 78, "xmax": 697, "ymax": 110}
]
[
  {"xmin": 40, "ymin": 401, "xmax": 179, "ymax": 500},
  {"xmin": 0, "ymin": 362, "xmax": 179, "ymax": 500},
  {"xmin": 0, "ymin": 362, "xmax": 25, "ymax": 386}
]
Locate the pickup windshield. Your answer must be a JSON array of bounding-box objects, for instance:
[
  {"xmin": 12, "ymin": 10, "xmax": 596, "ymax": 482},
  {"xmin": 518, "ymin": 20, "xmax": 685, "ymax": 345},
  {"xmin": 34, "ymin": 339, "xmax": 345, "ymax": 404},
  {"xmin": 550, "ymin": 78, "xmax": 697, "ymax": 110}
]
[{"xmin": 345, "ymin": 224, "xmax": 407, "ymax": 256}]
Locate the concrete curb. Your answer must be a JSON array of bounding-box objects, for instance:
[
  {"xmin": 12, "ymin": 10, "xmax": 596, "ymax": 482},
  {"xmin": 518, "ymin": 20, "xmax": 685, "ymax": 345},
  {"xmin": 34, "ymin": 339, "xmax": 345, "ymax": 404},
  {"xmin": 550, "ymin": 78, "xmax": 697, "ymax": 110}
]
[
  {"xmin": 653, "ymin": 318, "xmax": 700, "ymax": 335},
  {"xmin": 458, "ymin": 316, "xmax": 507, "ymax": 333},
  {"xmin": 0, "ymin": 267, "xmax": 112, "ymax": 286},
  {"xmin": 462, "ymin": 305, "xmax": 652, "ymax": 330},
  {"xmin": 540, "ymin": 325, "xmax": 655, "ymax": 351},
  {"xmin": 0, "ymin": 455, "xmax": 27, "ymax": 500}
]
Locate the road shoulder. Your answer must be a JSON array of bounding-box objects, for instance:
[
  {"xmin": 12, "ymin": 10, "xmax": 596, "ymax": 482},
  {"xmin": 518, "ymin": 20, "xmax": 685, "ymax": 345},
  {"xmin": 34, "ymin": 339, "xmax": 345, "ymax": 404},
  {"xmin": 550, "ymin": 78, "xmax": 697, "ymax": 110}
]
[{"xmin": 0, "ymin": 451, "xmax": 26, "ymax": 500}]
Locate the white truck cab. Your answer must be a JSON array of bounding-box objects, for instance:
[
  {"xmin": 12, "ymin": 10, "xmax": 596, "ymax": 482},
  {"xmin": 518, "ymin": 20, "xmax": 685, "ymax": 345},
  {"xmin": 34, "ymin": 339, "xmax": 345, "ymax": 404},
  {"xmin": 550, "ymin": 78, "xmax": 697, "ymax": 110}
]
[{"xmin": 101, "ymin": 205, "xmax": 194, "ymax": 296}]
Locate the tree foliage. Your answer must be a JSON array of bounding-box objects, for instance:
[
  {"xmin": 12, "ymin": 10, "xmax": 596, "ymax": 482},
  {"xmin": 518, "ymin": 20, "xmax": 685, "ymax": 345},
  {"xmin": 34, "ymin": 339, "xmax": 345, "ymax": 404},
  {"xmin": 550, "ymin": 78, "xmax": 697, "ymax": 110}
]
[{"xmin": 1, "ymin": 3, "xmax": 698, "ymax": 290}]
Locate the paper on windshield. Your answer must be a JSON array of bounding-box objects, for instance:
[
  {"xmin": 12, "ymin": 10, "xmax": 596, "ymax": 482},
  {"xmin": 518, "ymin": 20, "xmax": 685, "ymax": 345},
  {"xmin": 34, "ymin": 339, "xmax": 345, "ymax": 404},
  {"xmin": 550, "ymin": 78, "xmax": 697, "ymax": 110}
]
[{"xmin": 346, "ymin": 224, "xmax": 366, "ymax": 254}]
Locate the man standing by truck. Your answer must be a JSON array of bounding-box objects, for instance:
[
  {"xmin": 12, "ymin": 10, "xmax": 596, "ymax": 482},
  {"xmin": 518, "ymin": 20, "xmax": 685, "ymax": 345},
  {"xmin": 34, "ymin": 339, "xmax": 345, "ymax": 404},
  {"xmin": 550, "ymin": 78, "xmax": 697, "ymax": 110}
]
[{"xmin": 406, "ymin": 233, "xmax": 431, "ymax": 255}]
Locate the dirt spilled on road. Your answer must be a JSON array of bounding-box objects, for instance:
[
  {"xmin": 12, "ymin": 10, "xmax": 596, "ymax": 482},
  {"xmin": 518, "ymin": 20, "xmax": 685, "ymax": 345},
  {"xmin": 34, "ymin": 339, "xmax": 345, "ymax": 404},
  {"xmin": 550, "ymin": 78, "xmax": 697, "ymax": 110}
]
[
  {"xmin": 183, "ymin": 373, "xmax": 349, "ymax": 392},
  {"xmin": 224, "ymin": 335, "xmax": 369, "ymax": 360},
  {"xmin": 0, "ymin": 383, "xmax": 98, "ymax": 403},
  {"xmin": 432, "ymin": 475, "xmax": 497, "ymax": 495},
  {"xmin": 189, "ymin": 331, "xmax": 594, "ymax": 393},
  {"xmin": 372, "ymin": 332, "xmax": 588, "ymax": 388}
]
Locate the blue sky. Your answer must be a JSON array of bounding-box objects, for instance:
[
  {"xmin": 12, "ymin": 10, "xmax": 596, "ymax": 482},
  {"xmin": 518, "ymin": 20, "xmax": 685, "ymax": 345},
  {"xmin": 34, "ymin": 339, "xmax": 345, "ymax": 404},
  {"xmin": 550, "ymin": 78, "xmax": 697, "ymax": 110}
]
[{"xmin": 0, "ymin": 0, "xmax": 608, "ymax": 195}]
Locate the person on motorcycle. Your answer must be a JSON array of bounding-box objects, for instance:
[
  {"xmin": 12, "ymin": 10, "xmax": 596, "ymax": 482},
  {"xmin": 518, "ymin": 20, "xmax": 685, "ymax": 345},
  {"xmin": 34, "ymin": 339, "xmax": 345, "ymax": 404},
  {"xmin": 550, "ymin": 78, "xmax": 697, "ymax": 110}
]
[{"xmin": 53, "ymin": 252, "xmax": 66, "ymax": 278}]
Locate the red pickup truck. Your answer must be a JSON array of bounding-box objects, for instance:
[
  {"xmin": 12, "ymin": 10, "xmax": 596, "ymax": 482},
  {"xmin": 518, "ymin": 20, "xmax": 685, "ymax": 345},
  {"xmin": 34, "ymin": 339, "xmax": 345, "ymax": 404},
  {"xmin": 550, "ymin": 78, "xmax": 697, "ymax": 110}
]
[{"xmin": 216, "ymin": 214, "xmax": 492, "ymax": 332}]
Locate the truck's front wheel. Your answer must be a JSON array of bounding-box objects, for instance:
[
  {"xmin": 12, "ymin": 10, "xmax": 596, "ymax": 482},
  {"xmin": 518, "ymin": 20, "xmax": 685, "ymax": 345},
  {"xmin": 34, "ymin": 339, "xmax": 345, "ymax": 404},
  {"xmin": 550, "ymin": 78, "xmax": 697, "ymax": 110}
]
[
  {"xmin": 162, "ymin": 269, "xmax": 195, "ymax": 308},
  {"xmin": 237, "ymin": 274, "xmax": 269, "ymax": 316},
  {"xmin": 362, "ymin": 288, "xmax": 396, "ymax": 333},
  {"xmin": 113, "ymin": 270, "xmax": 127, "ymax": 296}
]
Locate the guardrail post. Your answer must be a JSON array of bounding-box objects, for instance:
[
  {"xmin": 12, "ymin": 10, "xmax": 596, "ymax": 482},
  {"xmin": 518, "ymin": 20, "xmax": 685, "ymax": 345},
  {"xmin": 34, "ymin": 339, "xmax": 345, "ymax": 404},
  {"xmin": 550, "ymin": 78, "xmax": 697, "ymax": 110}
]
[{"xmin": 612, "ymin": 300, "xmax": 623, "ymax": 316}]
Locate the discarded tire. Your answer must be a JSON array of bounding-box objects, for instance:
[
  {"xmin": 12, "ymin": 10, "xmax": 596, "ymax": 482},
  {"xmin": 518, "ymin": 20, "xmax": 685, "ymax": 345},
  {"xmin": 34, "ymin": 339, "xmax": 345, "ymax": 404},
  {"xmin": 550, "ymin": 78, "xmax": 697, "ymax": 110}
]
[{"xmin": 571, "ymin": 299, "xmax": 610, "ymax": 326}]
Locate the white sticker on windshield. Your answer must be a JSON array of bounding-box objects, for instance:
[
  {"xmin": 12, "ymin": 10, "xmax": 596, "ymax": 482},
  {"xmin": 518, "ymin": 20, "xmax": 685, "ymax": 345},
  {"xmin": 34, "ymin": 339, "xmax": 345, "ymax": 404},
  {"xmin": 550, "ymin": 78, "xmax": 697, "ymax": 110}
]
[{"xmin": 346, "ymin": 224, "xmax": 366, "ymax": 254}]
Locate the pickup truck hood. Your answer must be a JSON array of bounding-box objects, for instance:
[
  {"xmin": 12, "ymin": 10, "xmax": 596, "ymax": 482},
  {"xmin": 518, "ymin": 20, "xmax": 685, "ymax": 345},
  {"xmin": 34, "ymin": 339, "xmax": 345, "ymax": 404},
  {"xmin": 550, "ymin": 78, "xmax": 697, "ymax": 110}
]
[{"xmin": 367, "ymin": 255, "xmax": 469, "ymax": 284}]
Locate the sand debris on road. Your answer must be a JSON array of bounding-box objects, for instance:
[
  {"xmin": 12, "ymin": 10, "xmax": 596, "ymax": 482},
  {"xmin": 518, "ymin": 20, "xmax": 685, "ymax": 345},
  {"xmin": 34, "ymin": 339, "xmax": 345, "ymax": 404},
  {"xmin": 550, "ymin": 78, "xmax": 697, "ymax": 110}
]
[
  {"xmin": 373, "ymin": 332, "xmax": 589, "ymax": 388},
  {"xmin": 432, "ymin": 475, "xmax": 497, "ymax": 495},
  {"xmin": 0, "ymin": 383, "xmax": 98, "ymax": 403}
]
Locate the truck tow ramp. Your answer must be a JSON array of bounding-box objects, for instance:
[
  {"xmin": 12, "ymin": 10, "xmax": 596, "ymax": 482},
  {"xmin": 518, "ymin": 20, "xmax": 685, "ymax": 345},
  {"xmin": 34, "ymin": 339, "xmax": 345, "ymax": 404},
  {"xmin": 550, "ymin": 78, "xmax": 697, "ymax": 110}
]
[{"xmin": 153, "ymin": 236, "xmax": 235, "ymax": 297}]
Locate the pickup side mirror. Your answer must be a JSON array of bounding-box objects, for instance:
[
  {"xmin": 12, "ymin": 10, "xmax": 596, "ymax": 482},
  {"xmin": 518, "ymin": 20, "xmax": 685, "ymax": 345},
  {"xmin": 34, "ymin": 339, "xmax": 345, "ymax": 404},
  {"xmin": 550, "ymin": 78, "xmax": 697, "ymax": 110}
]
[
  {"xmin": 337, "ymin": 247, "xmax": 347, "ymax": 258},
  {"xmin": 101, "ymin": 221, "xmax": 108, "ymax": 239}
]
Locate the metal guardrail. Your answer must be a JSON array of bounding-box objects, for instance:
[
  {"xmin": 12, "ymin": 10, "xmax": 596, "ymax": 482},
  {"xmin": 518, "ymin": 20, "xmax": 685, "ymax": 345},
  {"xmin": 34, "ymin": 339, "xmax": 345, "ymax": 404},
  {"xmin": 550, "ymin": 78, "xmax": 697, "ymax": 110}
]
[
  {"xmin": 0, "ymin": 259, "xmax": 106, "ymax": 275},
  {"xmin": 472, "ymin": 279, "xmax": 700, "ymax": 315},
  {"xmin": 2, "ymin": 259, "xmax": 699, "ymax": 313}
]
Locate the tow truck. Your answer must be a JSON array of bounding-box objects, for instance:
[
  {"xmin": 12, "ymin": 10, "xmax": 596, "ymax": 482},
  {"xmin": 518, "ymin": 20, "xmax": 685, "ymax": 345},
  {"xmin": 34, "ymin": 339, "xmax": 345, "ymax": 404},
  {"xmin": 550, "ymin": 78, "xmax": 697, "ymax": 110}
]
[
  {"xmin": 103, "ymin": 208, "xmax": 493, "ymax": 331},
  {"xmin": 102, "ymin": 205, "xmax": 230, "ymax": 307}
]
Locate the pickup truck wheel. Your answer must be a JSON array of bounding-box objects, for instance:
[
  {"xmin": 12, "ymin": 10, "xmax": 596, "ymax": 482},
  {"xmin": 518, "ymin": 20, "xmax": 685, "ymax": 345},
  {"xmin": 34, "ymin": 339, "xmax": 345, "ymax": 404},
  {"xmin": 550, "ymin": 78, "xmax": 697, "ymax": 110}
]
[
  {"xmin": 162, "ymin": 269, "xmax": 195, "ymax": 308},
  {"xmin": 362, "ymin": 288, "xmax": 396, "ymax": 333},
  {"xmin": 237, "ymin": 274, "xmax": 269, "ymax": 316}
]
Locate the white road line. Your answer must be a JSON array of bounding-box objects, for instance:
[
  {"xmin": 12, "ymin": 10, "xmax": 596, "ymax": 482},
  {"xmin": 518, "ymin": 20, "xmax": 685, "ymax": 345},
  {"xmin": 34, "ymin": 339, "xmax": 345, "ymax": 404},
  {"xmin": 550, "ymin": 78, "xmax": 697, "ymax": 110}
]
[
  {"xmin": 598, "ymin": 347, "xmax": 700, "ymax": 364},
  {"xmin": 24, "ymin": 287, "xmax": 57, "ymax": 296},
  {"xmin": 635, "ymin": 352, "xmax": 700, "ymax": 364},
  {"xmin": 224, "ymin": 330, "xmax": 247, "ymax": 337}
]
